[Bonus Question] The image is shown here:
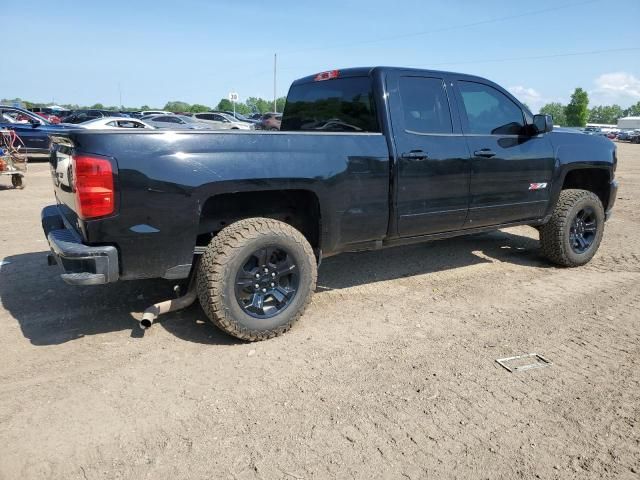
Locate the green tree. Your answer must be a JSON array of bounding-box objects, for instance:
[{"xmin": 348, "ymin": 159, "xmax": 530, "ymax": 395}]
[
  {"xmin": 189, "ymin": 103, "xmax": 210, "ymax": 113},
  {"xmin": 215, "ymin": 99, "xmax": 233, "ymax": 111},
  {"xmin": 623, "ymin": 101, "xmax": 640, "ymax": 117},
  {"xmin": 245, "ymin": 97, "xmax": 275, "ymax": 113},
  {"xmin": 564, "ymin": 88, "xmax": 589, "ymax": 127},
  {"xmin": 140, "ymin": 105, "xmax": 150, "ymax": 111},
  {"xmin": 164, "ymin": 101, "xmax": 191, "ymax": 112},
  {"xmin": 589, "ymin": 104, "xmax": 623, "ymax": 124},
  {"xmin": 539, "ymin": 102, "xmax": 567, "ymax": 126}
]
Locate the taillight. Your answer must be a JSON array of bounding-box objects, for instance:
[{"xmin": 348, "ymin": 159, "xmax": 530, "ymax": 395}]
[
  {"xmin": 73, "ymin": 154, "xmax": 115, "ymax": 219},
  {"xmin": 314, "ymin": 69, "xmax": 340, "ymax": 81}
]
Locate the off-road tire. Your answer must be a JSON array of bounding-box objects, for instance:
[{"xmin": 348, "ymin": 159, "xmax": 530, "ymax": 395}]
[
  {"xmin": 197, "ymin": 218, "xmax": 317, "ymax": 341},
  {"xmin": 539, "ymin": 189, "xmax": 605, "ymax": 267}
]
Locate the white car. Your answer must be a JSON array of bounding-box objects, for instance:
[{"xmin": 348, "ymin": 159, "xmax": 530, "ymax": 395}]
[
  {"xmin": 79, "ymin": 117, "xmax": 155, "ymax": 130},
  {"xmin": 192, "ymin": 112, "xmax": 254, "ymax": 130},
  {"xmin": 141, "ymin": 110, "xmax": 173, "ymax": 116}
]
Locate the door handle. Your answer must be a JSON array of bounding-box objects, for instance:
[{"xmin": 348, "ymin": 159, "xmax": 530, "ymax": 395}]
[
  {"xmin": 474, "ymin": 149, "xmax": 496, "ymax": 158},
  {"xmin": 401, "ymin": 150, "xmax": 428, "ymax": 160}
]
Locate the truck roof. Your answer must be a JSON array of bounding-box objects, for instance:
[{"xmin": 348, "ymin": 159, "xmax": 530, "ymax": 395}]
[{"xmin": 291, "ymin": 66, "xmax": 489, "ymax": 86}]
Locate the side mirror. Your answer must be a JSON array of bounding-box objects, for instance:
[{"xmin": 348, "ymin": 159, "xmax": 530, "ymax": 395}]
[{"xmin": 533, "ymin": 114, "xmax": 553, "ymax": 134}]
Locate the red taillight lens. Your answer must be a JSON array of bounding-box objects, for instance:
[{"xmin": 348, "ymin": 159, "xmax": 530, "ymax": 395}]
[
  {"xmin": 314, "ymin": 69, "xmax": 339, "ymax": 81},
  {"xmin": 73, "ymin": 154, "xmax": 115, "ymax": 219}
]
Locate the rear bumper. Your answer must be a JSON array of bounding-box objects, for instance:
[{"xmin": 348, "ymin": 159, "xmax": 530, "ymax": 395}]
[
  {"xmin": 605, "ymin": 179, "xmax": 618, "ymax": 221},
  {"xmin": 41, "ymin": 205, "xmax": 119, "ymax": 285}
]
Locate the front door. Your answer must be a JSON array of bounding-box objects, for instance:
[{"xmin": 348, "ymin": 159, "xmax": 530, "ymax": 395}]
[
  {"xmin": 388, "ymin": 73, "xmax": 471, "ymax": 237},
  {"xmin": 453, "ymin": 79, "xmax": 555, "ymax": 227}
]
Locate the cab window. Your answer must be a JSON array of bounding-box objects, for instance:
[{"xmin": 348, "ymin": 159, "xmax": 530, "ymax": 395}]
[{"xmin": 458, "ymin": 81, "xmax": 524, "ymax": 135}]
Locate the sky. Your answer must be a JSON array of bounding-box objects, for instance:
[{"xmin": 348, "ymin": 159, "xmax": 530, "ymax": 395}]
[{"xmin": 2, "ymin": 0, "xmax": 639, "ymax": 112}]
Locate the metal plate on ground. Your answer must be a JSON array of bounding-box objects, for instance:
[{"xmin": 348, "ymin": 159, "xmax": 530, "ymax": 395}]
[{"xmin": 496, "ymin": 353, "xmax": 552, "ymax": 373}]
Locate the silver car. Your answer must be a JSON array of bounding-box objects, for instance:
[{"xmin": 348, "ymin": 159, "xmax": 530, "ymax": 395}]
[
  {"xmin": 192, "ymin": 112, "xmax": 254, "ymax": 130},
  {"xmin": 79, "ymin": 117, "xmax": 155, "ymax": 130},
  {"xmin": 140, "ymin": 114, "xmax": 212, "ymax": 130}
]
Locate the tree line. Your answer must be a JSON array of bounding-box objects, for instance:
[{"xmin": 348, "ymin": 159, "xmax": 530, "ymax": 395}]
[
  {"xmin": 5, "ymin": 90, "xmax": 640, "ymax": 126},
  {"xmin": 1, "ymin": 96, "xmax": 288, "ymax": 115},
  {"xmin": 539, "ymin": 89, "xmax": 640, "ymax": 127}
]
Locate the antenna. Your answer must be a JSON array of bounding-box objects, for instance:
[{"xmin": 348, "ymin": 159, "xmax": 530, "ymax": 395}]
[{"xmin": 273, "ymin": 53, "xmax": 277, "ymax": 113}]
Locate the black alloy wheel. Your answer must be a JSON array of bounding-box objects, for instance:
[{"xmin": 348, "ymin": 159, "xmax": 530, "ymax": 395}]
[
  {"xmin": 234, "ymin": 246, "xmax": 299, "ymax": 319},
  {"xmin": 569, "ymin": 206, "xmax": 597, "ymax": 254}
]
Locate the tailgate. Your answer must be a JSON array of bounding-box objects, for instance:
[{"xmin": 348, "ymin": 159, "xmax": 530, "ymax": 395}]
[{"xmin": 48, "ymin": 135, "xmax": 81, "ymax": 233}]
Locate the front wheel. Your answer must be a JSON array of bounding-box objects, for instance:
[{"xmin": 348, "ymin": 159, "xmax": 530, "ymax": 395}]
[
  {"xmin": 197, "ymin": 218, "xmax": 317, "ymax": 341},
  {"xmin": 539, "ymin": 189, "xmax": 605, "ymax": 267}
]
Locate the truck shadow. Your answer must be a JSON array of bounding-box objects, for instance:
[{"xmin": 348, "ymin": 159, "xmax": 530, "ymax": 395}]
[
  {"xmin": 0, "ymin": 229, "xmax": 545, "ymax": 346},
  {"xmin": 317, "ymin": 228, "xmax": 546, "ymax": 291},
  {"xmin": 0, "ymin": 252, "xmax": 236, "ymax": 347}
]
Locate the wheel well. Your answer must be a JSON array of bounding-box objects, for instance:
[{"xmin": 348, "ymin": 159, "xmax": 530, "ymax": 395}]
[
  {"xmin": 198, "ymin": 190, "xmax": 321, "ymax": 249},
  {"xmin": 562, "ymin": 168, "xmax": 610, "ymax": 209}
]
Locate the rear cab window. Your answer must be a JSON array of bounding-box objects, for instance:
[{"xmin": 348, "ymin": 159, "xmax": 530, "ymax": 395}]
[
  {"xmin": 398, "ymin": 76, "xmax": 453, "ymax": 134},
  {"xmin": 281, "ymin": 76, "xmax": 379, "ymax": 132}
]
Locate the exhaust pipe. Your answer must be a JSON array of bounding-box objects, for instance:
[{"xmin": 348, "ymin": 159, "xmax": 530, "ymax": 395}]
[{"xmin": 140, "ymin": 278, "xmax": 198, "ymax": 330}]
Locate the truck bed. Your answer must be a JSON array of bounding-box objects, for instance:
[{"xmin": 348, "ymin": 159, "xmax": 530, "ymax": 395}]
[{"xmin": 49, "ymin": 129, "xmax": 390, "ymax": 280}]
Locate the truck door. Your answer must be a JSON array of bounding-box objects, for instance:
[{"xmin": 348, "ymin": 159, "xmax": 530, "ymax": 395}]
[
  {"xmin": 452, "ymin": 79, "xmax": 555, "ymax": 227},
  {"xmin": 387, "ymin": 72, "xmax": 471, "ymax": 236}
]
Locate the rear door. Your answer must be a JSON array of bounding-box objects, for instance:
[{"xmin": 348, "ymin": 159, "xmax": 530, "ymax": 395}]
[
  {"xmin": 211, "ymin": 114, "xmax": 233, "ymax": 129},
  {"xmin": 387, "ymin": 72, "xmax": 471, "ymax": 236},
  {"xmin": 452, "ymin": 79, "xmax": 554, "ymax": 227}
]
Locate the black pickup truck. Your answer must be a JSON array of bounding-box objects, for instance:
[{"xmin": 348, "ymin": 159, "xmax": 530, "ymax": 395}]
[{"xmin": 42, "ymin": 67, "xmax": 618, "ymax": 341}]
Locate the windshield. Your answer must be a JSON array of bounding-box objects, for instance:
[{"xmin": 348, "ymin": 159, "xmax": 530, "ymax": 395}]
[
  {"xmin": 177, "ymin": 115, "xmax": 198, "ymax": 123},
  {"xmin": 281, "ymin": 76, "xmax": 379, "ymax": 132},
  {"xmin": 1, "ymin": 108, "xmax": 49, "ymax": 125},
  {"xmin": 220, "ymin": 113, "xmax": 237, "ymax": 122}
]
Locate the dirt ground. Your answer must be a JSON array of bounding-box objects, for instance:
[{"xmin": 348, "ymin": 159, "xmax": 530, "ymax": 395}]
[{"xmin": 0, "ymin": 143, "xmax": 638, "ymax": 480}]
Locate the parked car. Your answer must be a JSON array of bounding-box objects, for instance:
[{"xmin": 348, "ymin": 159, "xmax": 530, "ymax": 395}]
[
  {"xmin": 61, "ymin": 110, "xmax": 121, "ymax": 124},
  {"xmin": 248, "ymin": 113, "xmax": 263, "ymax": 120},
  {"xmin": 223, "ymin": 111, "xmax": 259, "ymax": 124},
  {"xmin": 582, "ymin": 126, "xmax": 608, "ymax": 136},
  {"xmin": 140, "ymin": 114, "xmax": 212, "ymax": 130},
  {"xmin": 141, "ymin": 110, "xmax": 173, "ymax": 116},
  {"xmin": 78, "ymin": 117, "xmax": 155, "ymax": 130},
  {"xmin": 0, "ymin": 105, "xmax": 74, "ymax": 157},
  {"xmin": 30, "ymin": 108, "xmax": 62, "ymax": 124},
  {"xmin": 629, "ymin": 130, "xmax": 640, "ymax": 144},
  {"xmin": 617, "ymin": 129, "xmax": 636, "ymax": 141},
  {"xmin": 42, "ymin": 66, "xmax": 618, "ymax": 343},
  {"xmin": 192, "ymin": 112, "xmax": 253, "ymax": 130},
  {"xmin": 604, "ymin": 129, "xmax": 619, "ymax": 139},
  {"xmin": 256, "ymin": 112, "xmax": 282, "ymax": 130}
]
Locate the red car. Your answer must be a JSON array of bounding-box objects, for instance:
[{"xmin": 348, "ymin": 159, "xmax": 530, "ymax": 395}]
[{"xmin": 30, "ymin": 108, "xmax": 62, "ymax": 124}]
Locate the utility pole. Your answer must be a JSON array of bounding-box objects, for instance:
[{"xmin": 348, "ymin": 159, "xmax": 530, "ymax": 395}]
[
  {"xmin": 118, "ymin": 82, "xmax": 122, "ymax": 109},
  {"xmin": 273, "ymin": 53, "xmax": 277, "ymax": 113}
]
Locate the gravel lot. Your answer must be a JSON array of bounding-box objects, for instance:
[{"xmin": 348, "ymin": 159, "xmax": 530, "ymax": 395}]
[{"xmin": 0, "ymin": 143, "xmax": 638, "ymax": 480}]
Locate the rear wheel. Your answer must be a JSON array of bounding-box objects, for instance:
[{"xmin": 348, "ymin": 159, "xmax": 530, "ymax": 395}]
[
  {"xmin": 11, "ymin": 175, "xmax": 23, "ymax": 189},
  {"xmin": 197, "ymin": 218, "xmax": 317, "ymax": 341},
  {"xmin": 539, "ymin": 189, "xmax": 605, "ymax": 266}
]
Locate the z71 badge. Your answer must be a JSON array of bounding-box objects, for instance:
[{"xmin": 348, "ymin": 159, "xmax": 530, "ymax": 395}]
[{"xmin": 529, "ymin": 183, "xmax": 548, "ymax": 190}]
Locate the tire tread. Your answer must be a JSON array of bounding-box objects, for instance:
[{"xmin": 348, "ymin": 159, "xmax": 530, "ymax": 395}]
[
  {"xmin": 197, "ymin": 217, "xmax": 316, "ymax": 341},
  {"xmin": 539, "ymin": 189, "xmax": 603, "ymax": 267}
]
